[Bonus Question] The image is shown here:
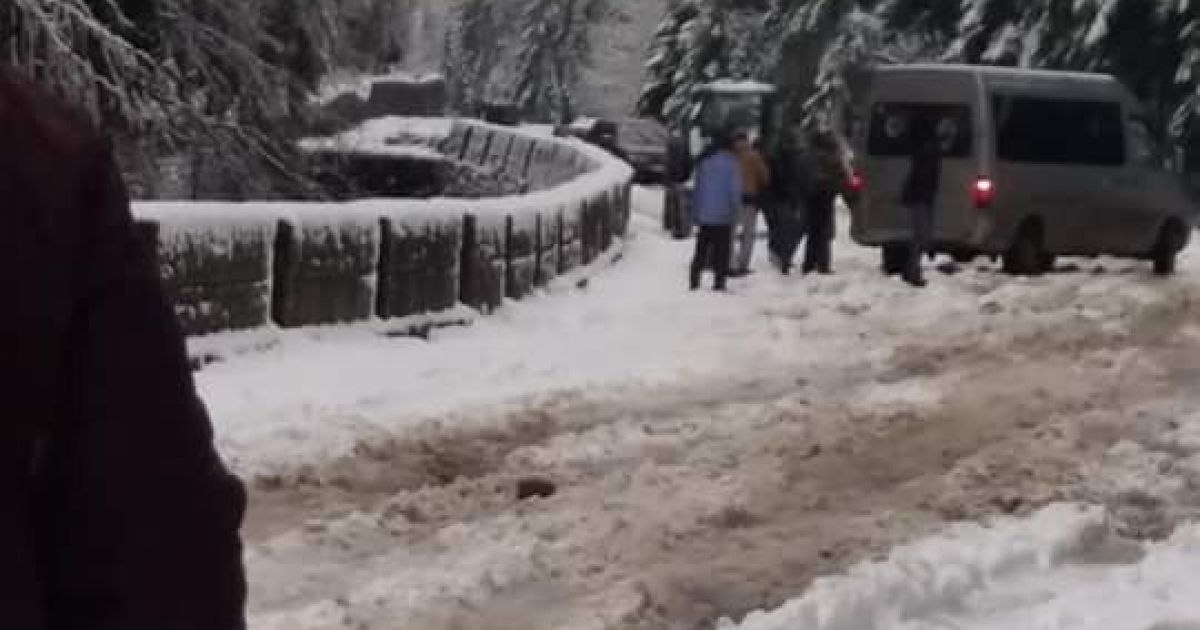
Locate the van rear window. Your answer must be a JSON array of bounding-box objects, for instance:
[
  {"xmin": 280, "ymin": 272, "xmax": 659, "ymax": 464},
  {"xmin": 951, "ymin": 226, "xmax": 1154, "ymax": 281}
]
[
  {"xmin": 868, "ymin": 103, "xmax": 972, "ymax": 157},
  {"xmin": 992, "ymin": 96, "xmax": 1124, "ymax": 166}
]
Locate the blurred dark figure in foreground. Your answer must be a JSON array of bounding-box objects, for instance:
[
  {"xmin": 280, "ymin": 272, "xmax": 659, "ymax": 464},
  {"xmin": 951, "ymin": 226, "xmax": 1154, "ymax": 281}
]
[{"xmin": 0, "ymin": 66, "xmax": 246, "ymax": 630}]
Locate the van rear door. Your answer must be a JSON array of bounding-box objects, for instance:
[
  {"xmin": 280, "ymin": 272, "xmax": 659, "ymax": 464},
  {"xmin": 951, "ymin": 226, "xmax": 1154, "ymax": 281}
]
[{"xmin": 862, "ymin": 100, "xmax": 977, "ymax": 241}]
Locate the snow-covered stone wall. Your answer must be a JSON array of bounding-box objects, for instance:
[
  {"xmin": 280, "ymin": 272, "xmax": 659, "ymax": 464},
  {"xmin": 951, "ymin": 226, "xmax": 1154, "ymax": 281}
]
[{"xmin": 132, "ymin": 119, "xmax": 634, "ymax": 338}]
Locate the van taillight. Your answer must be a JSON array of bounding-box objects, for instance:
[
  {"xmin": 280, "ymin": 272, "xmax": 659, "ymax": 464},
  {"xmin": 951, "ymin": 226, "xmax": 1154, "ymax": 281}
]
[
  {"xmin": 849, "ymin": 170, "xmax": 865, "ymax": 194},
  {"xmin": 973, "ymin": 177, "xmax": 994, "ymax": 209}
]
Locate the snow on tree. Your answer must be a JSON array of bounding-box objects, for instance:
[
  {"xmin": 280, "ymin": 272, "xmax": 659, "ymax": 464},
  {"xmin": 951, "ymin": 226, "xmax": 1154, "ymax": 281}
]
[
  {"xmin": 443, "ymin": 0, "xmax": 503, "ymax": 113},
  {"xmin": 802, "ymin": 7, "xmax": 885, "ymax": 131},
  {"xmin": 637, "ymin": 0, "xmax": 758, "ymax": 126},
  {"xmin": 513, "ymin": 0, "xmax": 609, "ymax": 123},
  {"xmin": 3, "ymin": 0, "xmax": 424, "ymax": 197},
  {"xmin": 636, "ymin": 0, "xmax": 701, "ymax": 122}
]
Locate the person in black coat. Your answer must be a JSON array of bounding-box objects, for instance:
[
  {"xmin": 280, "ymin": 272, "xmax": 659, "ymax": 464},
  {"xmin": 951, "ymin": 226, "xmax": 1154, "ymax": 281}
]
[
  {"xmin": 0, "ymin": 66, "xmax": 246, "ymax": 630},
  {"xmin": 764, "ymin": 127, "xmax": 810, "ymax": 274},
  {"xmin": 900, "ymin": 114, "xmax": 942, "ymax": 287},
  {"xmin": 801, "ymin": 129, "xmax": 846, "ymax": 275}
]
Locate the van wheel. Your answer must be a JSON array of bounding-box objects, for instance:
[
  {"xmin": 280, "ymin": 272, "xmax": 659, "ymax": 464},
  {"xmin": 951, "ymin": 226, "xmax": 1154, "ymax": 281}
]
[
  {"xmin": 1003, "ymin": 222, "xmax": 1046, "ymax": 276},
  {"xmin": 1152, "ymin": 219, "xmax": 1187, "ymax": 276},
  {"xmin": 882, "ymin": 243, "xmax": 909, "ymax": 276}
]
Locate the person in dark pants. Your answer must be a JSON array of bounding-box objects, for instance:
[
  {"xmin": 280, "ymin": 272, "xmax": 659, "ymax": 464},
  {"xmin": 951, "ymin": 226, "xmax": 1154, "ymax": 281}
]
[
  {"xmin": 690, "ymin": 132, "xmax": 743, "ymax": 291},
  {"xmin": 900, "ymin": 114, "xmax": 942, "ymax": 288},
  {"xmin": 0, "ymin": 66, "xmax": 246, "ymax": 630},
  {"xmin": 801, "ymin": 129, "xmax": 846, "ymax": 275},
  {"xmin": 765, "ymin": 127, "xmax": 810, "ymax": 274}
]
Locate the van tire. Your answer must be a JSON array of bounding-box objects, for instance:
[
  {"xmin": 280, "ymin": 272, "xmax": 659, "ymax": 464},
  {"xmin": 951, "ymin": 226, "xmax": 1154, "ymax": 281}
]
[
  {"xmin": 1152, "ymin": 219, "xmax": 1186, "ymax": 276},
  {"xmin": 882, "ymin": 243, "xmax": 909, "ymax": 276},
  {"xmin": 1003, "ymin": 222, "xmax": 1046, "ymax": 276}
]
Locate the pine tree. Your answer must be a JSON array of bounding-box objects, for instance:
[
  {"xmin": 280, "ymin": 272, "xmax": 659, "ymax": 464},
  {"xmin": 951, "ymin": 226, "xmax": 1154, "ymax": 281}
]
[
  {"xmin": 637, "ymin": 0, "xmax": 744, "ymax": 125},
  {"xmin": 637, "ymin": 0, "xmax": 700, "ymax": 121},
  {"xmin": 513, "ymin": 0, "xmax": 609, "ymax": 123},
  {"xmin": 443, "ymin": 0, "xmax": 501, "ymax": 113},
  {"xmin": 803, "ymin": 7, "xmax": 884, "ymax": 130}
]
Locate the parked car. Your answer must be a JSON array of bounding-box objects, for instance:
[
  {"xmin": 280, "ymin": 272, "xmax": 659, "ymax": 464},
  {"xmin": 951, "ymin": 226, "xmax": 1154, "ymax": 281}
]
[
  {"xmin": 849, "ymin": 64, "xmax": 1197, "ymax": 275},
  {"xmin": 565, "ymin": 117, "xmax": 669, "ymax": 184},
  {"xmin": 616, "ymin": 118, "xmax": 669, "ymax": 184}
]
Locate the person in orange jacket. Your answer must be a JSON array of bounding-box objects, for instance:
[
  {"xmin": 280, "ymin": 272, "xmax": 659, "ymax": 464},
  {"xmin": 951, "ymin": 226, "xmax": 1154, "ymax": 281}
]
[{"xmin": 731, "ymin": 133, "xmax": 771, "ymax": 276}]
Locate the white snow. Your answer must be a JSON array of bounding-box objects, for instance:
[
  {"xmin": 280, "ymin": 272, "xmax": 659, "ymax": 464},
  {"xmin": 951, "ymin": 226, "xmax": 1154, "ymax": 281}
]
[
  {"xmin": 298, "ymin": 140, "xmax": 445, "ymax": 161},
  {"xmin": 721, "ymin": 502, "xmax": 1200, "ymax": 630},
  {"xmin": 223, "ymin": 185, "xmax": 1200, "ymax": 629},
  {"xmin": 700, "ymin": 79, "xmax": 777, "ymax": 95},
  {"xmin": 299, "ymin": 116, "xmax": 453, "ymax": 153},
  {"xmin": 719, "ymin": 504, "xmax": 1107, "ymax": 630},
  {"xmin": 201, "ymin": 186, "xmax": 1200, "ymax": 479},
  {"xmin": 313, "ymin": 69, "xmax": 446, "ymax": 107}
]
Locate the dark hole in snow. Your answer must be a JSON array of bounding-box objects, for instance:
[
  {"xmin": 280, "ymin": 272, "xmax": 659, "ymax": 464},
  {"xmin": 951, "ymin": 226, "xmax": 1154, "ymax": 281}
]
[{"xmin": 516, "ymin": 477, "xmax": 557, "ymax": 501}]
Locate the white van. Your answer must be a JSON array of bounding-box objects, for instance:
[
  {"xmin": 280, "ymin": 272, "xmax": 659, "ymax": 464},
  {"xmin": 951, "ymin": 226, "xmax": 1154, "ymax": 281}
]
[{"xmin": 848, "ymin": 64, "xmax": 1197, "ymax": 275}]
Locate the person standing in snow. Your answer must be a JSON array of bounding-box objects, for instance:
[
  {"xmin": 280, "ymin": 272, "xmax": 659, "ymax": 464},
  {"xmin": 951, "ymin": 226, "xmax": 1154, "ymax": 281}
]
[
  {"xmin": 900, "ymin": 114, "xmax": 942, "ymax": 288},
  {"xmin": 0, "ymin": 66, "xmax": 246, "ymax": 630},
  {"xmin": 731, "ymin": 133, "xmax": 770, "ymax": 276},
  {"xmin": 800, "ymin": 128, "xmax": 847, "ymax": 275},
  {"xmin": 764, "ymin": 127, "xmax": 810, "ymax": 275},
  {"xmin": 690, "ymin": 132, "xmax": 743, "ymax": 291}
]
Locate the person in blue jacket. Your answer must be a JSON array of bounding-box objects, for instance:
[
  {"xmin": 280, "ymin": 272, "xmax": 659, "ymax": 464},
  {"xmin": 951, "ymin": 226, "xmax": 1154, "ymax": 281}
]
[{"xmin": 690, "ymin": 132, "xmax": 743, "ymax": 291}]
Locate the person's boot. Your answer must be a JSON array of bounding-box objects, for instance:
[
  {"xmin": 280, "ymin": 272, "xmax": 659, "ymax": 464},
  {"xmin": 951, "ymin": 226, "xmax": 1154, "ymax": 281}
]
[{"xmin": 903, "ymin": 274, "xmax": 927, "ymax": 288}]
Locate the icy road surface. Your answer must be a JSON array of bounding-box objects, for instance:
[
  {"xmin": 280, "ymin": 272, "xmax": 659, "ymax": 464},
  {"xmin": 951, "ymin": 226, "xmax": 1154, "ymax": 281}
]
[{"xmin": 200, "ymin": 189, "xmax": 1200, "ymax": 629}]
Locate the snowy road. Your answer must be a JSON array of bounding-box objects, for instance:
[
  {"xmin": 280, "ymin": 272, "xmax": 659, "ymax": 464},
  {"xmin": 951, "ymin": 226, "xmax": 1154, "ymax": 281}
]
[{"xmin": 206, "ymin": 188, "xmax": 1200, "ymax": 629}]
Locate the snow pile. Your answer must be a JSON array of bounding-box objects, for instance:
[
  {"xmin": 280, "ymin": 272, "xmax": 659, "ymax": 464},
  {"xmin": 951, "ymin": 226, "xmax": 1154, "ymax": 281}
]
[
  {"xmin": 720, "ymin": 503, "xmax": 1200, "ymax": 630},
  {"xmin": 720, "ymin": 504, "xmax": 1106, "ymax": 630}
]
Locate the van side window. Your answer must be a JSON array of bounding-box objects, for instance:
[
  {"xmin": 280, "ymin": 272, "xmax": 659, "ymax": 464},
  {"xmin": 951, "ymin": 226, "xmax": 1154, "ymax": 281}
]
[
  {"xmin": 993, "ymin": 96, "xmax": 1124, "ymax": 166},
  {"xmin": 1127, "ymin": 118, "xmax": 1161, "ymax": 168},
  {"xmin": 867, "ymin": 103, "xmax": 972, "ymax": 158}
]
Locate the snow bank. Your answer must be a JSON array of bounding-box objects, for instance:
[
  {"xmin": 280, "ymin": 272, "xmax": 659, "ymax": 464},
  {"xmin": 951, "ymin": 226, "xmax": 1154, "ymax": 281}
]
[
  {"xmin": 720, "ymin": 504, "xmax": 1107, "ymax": 630},
  {"xmin": 724, "ymin": 502, "xmax": 1200, "ymax": 630}
]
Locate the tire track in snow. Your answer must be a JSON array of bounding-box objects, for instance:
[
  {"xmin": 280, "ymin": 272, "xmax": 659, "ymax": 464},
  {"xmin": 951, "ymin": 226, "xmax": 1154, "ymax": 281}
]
[{"xmin": 242, "ymin": 270, "xmax": 1200, "ymax": 629}]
